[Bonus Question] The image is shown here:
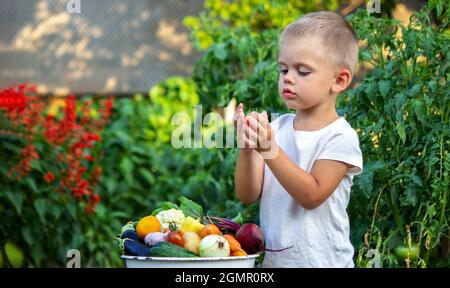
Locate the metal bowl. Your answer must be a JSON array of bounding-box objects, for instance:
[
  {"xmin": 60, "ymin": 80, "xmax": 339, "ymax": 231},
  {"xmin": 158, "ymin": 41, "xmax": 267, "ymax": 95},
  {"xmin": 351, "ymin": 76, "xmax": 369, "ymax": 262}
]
[{"xmin": 122, "ymin": 254, "xmax": 260, "ymax": 268}]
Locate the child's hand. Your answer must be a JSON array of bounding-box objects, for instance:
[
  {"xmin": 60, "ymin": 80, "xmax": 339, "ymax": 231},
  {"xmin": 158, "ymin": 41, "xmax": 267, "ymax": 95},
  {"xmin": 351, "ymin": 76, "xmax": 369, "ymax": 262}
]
[
  {"xmin": 234, "ymin": 103, "xmax": 254, "ymax": 150},
  {"xmin": 245, "ymin": 111, "xmax": 275, "ymax": 153},
  {"xmin": 233, "ymin": 103, "xmax": 245, "ymax": 128}
]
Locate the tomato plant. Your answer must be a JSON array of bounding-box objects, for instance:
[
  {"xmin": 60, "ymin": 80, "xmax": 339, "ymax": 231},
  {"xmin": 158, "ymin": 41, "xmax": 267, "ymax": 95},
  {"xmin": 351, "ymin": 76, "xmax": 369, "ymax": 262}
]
[{"xmin": 344, "ymin": 2, "xmax": 449, "ymax": 267}]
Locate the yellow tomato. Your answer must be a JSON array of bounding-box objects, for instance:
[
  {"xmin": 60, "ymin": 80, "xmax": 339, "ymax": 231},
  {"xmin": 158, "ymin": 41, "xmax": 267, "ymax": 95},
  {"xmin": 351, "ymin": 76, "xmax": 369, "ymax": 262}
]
[{"xmin": 136, "ymin": 216, "xmax": 161, "ymax": 239}]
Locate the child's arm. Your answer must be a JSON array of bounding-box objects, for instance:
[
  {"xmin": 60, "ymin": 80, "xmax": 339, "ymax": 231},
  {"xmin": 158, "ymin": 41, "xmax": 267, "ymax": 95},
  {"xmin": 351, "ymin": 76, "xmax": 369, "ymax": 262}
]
[
  {"xmin": 235, "ymin": 149, "xmax": 264, "ymax": 205},
  {"xmin": 234, "ymin": 104, "xmax": 264, "ymax": 205},
  {"xmin": 246, "ymin": 113, "xmax": 350, "ymax": 210}
]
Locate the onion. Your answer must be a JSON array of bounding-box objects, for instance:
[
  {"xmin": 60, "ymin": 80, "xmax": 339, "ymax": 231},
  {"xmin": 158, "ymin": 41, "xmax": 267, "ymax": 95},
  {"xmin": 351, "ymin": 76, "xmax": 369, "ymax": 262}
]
[
  {"xmin": 144, "ymin": 232, "xmax": 167, "ymax": 247},
  {"xmin": 199, "ymin": 235, "xmax": 230, "ymax": 257}
]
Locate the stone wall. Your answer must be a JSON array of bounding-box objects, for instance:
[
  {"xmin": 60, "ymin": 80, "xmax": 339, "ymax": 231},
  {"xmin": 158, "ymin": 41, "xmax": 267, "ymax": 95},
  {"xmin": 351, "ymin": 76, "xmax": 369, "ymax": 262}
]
[{"xmin": 0, "ymin": 0, "xmax": 204, "ymax": 95}]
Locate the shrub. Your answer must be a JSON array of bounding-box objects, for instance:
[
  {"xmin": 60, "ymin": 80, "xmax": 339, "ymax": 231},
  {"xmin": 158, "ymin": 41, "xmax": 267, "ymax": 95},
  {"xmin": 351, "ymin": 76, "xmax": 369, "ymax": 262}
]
[
  {"xmin": 345, "ymin": 4, "xmax": 449, "ymax": 267},
  {"xmin": 0, "ymin": 84, "xmax": 116, "ymax": 267}
]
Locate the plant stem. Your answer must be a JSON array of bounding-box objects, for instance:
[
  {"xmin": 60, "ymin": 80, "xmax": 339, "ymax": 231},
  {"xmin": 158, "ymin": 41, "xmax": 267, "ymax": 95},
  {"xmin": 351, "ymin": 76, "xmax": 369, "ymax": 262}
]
[
  {"xmin": 369, "ymin": 183, "xmax": 389, "ymax": 244},
  {"xmin": 378, "ymin": 44, "xmax": 384, "ymax": 67},
  {"xmin": 386, "ymin": 186, "xmax": 403, "ymax": 232},
  {"xmin": 438, "ymin": 137, "xmax": 447, "ymax": 227}
]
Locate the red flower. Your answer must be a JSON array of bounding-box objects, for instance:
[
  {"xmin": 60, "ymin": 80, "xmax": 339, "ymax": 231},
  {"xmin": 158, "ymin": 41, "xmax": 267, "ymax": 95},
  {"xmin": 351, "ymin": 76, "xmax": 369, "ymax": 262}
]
[
  {"xmin": 0, "ymin": 86, "xmax": 27, "ymax": 111},
  {"xmin": 44, "ymin": 172, "xmax": 55, "ymax": 183},
  {"xmin": 78, "ymin": 166, "xmax": 87, "ymax": 174},
  {"xmin": 2, "ymin": 84, "xmax": 113, "ymax": 215},
  {"xmin": 85, "ymin": 205, "xmax": 96, "ymax": 214},
  {"xmin": 90, "ymin": 194, "xmax": 101, "ymax": 204}
]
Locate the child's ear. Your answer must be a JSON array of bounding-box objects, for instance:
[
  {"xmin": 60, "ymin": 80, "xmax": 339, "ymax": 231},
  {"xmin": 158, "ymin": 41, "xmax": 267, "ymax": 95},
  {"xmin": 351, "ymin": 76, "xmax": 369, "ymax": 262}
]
[{"xmin": 331, "ymin": 68, "xmax": 352, "ymax": 94}]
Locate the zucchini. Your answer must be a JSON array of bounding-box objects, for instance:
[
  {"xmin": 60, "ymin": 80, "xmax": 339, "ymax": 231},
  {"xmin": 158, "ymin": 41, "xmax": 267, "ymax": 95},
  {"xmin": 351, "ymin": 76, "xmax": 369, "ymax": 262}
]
[{"xmin": 148, "ymin": 242, "xmax": 199, "ymax": 257}]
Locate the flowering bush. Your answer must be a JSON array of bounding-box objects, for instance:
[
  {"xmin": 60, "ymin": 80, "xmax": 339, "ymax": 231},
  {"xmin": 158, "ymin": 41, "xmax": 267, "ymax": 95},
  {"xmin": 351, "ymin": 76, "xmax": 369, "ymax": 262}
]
[
  {"xmin": 0, "ymin": 84, "xmax": 114, "ymax": 266},
  {"xmin": 1, "ymin": 84, "xmax": 112, "ymax": 213}
]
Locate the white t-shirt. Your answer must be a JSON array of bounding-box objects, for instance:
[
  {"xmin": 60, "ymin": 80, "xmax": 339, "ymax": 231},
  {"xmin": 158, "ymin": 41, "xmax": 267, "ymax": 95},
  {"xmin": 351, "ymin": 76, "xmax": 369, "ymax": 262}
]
[{"xmin": 260, "ymin": 113, "xmax": 363, "ymax": 268}]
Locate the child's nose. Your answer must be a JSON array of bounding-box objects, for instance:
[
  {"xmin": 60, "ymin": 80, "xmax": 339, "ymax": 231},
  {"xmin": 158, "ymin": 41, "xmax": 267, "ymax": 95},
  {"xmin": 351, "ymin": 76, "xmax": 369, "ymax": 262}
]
[{"xmin": 283, "ymin": 73, "xmax": 295, "ymax": 84}]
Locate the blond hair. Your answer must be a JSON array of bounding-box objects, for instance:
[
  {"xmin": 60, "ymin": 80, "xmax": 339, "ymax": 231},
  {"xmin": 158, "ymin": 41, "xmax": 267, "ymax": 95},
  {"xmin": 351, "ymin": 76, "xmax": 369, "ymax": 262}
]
[{"xmin": 280, "ymin": 11, "xmax": 358, "ymax": 74}]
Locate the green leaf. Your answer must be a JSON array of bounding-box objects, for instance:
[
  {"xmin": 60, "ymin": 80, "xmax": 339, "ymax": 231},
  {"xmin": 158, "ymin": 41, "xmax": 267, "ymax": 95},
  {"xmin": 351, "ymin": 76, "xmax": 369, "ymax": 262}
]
[
  {"xmin": 396, "ymin": 121, "xmax": 406, "ymax": 144},
  {"xmin": 179, "ymin": 196, "xmax": 203, "ymax": 218},
  {"xmin": 21, "ymin": 226, "xmax": 33, "ymax": 247},
  {"xmin": 405, "ymin": 187, "xmax": 417, "ymax": 206},
  {"xmin": 114, "ymin": 130, "xmax": 131, "ymax": 143},
  {"xmin": 67, "ymin": 203, "xmax": 77, "ymax": 220},
  {"xmin": 360, "ymin": 50, "xmax": 373, "ymax": 61},
  {"xmin": 357, "ymin": 171, "xmax": 374, "ymax": 199},
  {"xmin": 407, "ymin": 83, "xmax": 422, "ymax": 97},
  {"xmin": 436, "ymin": 0, "xmax": 443, "ymax": 17},
  {"xmin": 29, "ymin": 160, "xmax": 43, "ymax": 173},
  {"xmin": 31, "ymin": 245, "xmax": 44, "ymax": 267},
  {"xmin": 394, "ymin": 92, "xmax": 407, "ymax": 110},
  {"xmin": 366, "ymin": 160, "xmax": 385, "ymax": 171},
  {"xmin": 110, "ymin": 211, "xmax": 129, "ymax": 219},
  {"xmin": 95, "ymin": 204, "xmax": 107, "ymax": 219},
  {"xmin": 411, "ymin": 174, "xmax": 423, "ymax": 187},
  {"xmin": 34, "ymin": 199, "xmax": 47, "ymax": 220},
  {"xmin": 213, "ymin": 44, "xmax": 228, "ymax": 60},
  {"xmin": 50, "ymin": 205, "xmax": 63, "ymax": 219},
  {"xmin": 105, "ymin": 178, "xmax": 116, "ymax": 194},
  {"xmin": 130, "ymin": 145, "xmax": 148, "ymax": 155},
  {"xmin": 5, "ymin": 190, "xmax": 23, "ymax": 214},
  {"xmin": 25, "ymin": 178, "xmax": 38, "ymax": 193},
  {"xmin": 379, "ymin": 80, "xmax": 391, "ymax": 97},
  {"xmin": 120, "ymin": 157, "xmax": 134, "ymax": 186},
  {"xmin": 139, "ymin": 168, "xmax": 155, "ymax": 185}
]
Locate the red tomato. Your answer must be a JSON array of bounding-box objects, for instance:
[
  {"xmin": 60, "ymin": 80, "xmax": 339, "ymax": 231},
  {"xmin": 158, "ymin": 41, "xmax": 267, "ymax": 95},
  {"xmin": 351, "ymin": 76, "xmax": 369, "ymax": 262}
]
[{"xmin": 167, "ymin": 231, "xmax": 185, "ymax": 247}]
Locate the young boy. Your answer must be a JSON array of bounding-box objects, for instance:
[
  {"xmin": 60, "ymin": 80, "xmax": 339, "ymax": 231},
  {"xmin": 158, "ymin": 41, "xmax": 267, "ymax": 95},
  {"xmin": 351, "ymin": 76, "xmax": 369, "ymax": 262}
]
[{"xmin": 234, "ymin": 11, "xmax": 363, "ymax": 268}]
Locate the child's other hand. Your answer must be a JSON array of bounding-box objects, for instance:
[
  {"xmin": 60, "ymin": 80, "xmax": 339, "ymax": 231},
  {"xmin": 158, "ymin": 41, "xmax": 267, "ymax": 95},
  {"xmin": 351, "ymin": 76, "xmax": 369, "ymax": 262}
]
[
  {"xmin": 233, "ymin": 103, "xmax": 245, "ymax": 129},
  {"xmin": 245, "ymin": 111, "xmax": 275, "ymax": 153},
  {"xmin": 234, "ymin": 103, "xmax": 256, "ymax": 150}
]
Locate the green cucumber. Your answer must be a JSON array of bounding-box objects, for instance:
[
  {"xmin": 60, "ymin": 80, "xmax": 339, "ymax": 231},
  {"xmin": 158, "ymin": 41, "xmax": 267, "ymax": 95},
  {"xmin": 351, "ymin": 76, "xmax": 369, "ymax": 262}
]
[{"xmin": 148, "ymin": 242, "xmax": 198, "ymax": 257}]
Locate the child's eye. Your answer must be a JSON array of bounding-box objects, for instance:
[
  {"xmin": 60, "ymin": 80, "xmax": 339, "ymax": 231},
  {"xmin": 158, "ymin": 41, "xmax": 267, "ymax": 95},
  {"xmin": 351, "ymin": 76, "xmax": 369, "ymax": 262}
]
[
  {"xmin": 279, "ymin": 68, "xmax": 288, "ymax": 75},
  {"xmin": 297, "ymin": 70, "xmax": 310, "ymax": 76}
]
